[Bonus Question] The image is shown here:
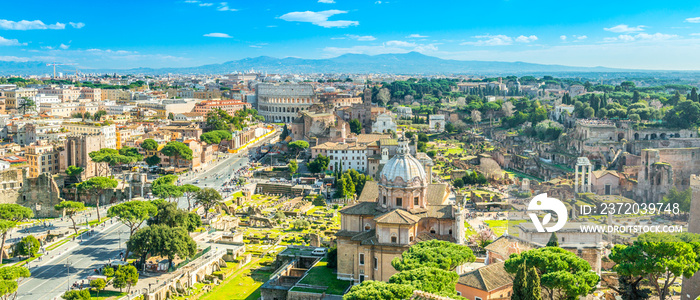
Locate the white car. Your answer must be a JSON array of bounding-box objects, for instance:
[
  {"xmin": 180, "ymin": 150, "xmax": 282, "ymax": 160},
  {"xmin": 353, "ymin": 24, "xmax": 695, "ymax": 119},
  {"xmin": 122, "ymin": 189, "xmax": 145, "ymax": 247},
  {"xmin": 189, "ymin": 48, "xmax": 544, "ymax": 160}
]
[{"xmin": 311, "ymin": 248, "xmax": 326, "ymax": 256}]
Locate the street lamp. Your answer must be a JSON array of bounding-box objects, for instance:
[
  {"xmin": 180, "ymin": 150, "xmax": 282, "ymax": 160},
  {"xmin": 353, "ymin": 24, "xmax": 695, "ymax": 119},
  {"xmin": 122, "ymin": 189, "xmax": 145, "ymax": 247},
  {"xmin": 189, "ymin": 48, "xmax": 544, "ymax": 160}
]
[{"xmin": 66, "ymin": 260, "xmax": 72, "ymax": 290}]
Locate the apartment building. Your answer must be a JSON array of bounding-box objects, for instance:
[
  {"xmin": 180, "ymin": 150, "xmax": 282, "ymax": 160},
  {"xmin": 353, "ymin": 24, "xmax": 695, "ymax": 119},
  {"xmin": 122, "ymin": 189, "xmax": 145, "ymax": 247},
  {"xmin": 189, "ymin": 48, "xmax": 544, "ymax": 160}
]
[
  {"xmin": 25, "ymin": 141, "xmax": 60, "ymax": 178},
  {"xmin": 193, "ymin": 90, "xmax": 221, "ymax": 100},
  {"xmin": 39, "ymin": 86, "xmax": 80, "ymax": 102},
  {"xmin": 311, "ymin": 142, "xmax": 368, "ymax": 173},
  {"xmin": 5, "ymin": 88, "xmax": 38, "ymax": 110},
  {"xmin": 63, "ymin": 123, "xmax": 117, "ymax": 149},
  {"xmin": 192, "ymin": 99, "xmax": 252, "ymax": 116}
]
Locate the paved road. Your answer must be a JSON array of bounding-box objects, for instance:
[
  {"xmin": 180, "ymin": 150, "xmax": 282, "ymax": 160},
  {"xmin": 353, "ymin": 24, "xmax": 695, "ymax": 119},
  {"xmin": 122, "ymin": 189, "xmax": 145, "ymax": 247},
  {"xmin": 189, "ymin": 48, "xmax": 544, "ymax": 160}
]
[
  {"xmin": 15, "ymin": 130, "xmax": 280, "ymax": 299},
  {"xmin": 16, "ymin": 221, "xmax": 128, "ymax": 300}
]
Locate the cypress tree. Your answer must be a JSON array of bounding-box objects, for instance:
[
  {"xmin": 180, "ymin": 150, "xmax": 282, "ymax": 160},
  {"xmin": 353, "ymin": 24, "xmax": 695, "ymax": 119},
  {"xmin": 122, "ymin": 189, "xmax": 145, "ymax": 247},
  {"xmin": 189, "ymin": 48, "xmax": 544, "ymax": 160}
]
[
  {"xmin": 526, "ymin": 265, "xmax": 543, "ymax": 300},
  {"xmin": 546, "ymin": 232, "xmax": 559, "ymax": 247},
  {"xmin": 511, "ymin": 260, "xmax": 529, "ymax": 300}
]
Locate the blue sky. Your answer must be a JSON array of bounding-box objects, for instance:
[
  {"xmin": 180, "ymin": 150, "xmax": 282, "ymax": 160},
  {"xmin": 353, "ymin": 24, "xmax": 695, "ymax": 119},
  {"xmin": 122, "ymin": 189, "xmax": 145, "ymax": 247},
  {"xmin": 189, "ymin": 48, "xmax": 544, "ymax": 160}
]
[{"xmin": 2, "ymin": 0, "xmax": 700, "ymax": 70}]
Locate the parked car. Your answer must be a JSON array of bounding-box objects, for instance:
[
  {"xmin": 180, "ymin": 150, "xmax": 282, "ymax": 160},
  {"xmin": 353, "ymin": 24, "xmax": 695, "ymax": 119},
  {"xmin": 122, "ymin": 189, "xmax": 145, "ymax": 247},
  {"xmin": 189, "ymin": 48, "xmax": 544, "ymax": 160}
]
[{"xmin": 311, "ymin": 248, "xmax": 326, "ymax": 256}]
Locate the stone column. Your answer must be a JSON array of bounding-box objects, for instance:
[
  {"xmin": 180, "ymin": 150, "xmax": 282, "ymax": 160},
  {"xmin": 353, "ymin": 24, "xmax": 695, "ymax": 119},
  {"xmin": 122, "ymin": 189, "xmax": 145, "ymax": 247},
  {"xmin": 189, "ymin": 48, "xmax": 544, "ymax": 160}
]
[
  {"xmin": 575, "ymin": 165, "xmax": 579, "ymax": 193},
  {"xmin": 587, "ymin": 165, "xmax": 593, "ymax": 193}
]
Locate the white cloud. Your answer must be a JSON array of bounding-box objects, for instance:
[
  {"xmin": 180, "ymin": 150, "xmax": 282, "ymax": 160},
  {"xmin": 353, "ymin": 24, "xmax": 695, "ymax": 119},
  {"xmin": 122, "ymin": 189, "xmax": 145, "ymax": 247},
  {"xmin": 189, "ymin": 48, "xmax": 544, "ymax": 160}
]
[
  {"xmin": 407, "ymin": 34, "xmax": 428, "ymax": 38},
  {"xmin": 575, "ymin": 35, "xmax": 587, "ymax": 40},
  {"xmin": 203, "ymin": 32, "xmax": 232, "ymax": 38},
  {"xmin": 604, "ymin": 24, "xmax": 646, "ymax": 33},
  {"xmin": 279, "ymin": 10, "xmax": 358, "ymax": 28},
  {"xmin": 0, "ymin": 19, "xmax": 67, "ymax": 30},
  {"xmin": 515, "ymin": 35, "xmax": 538, "ymax": 43},
  {"xmin": 41, "ymin": 46, "xmax": 53, "ymax": 50},
  {"xmin": 686, "ymin": 17, "xmax": 700, "ymax": 23},
  {"xmin": 691, "ymin": 33, "xmax": 700, "ymax": 36},
  {"xmin": 560, "ymin": 35, "xmax": 567, "ymax": 41},
  {"xmin": 386, "ymin": 40, "xmax": 416, "ymax": 47},
  {"xmin": 318, "ymin": 0, "xmax": 335, "ymax": 3},
  {"xmin": 461, "ymin": 35, "xmax": 513, "ymax": 46},
  {"xmin": 0, "ymin": 36, "xmax": 25, "ymax": 46},
  {"xmin": 375, "ymin": 1, "xmax": 382, "ymax": 3},
  {"xmin": 603, "ymin": 32, "xmax": 677, "ymax": 42},
  {"xmin": 346, "ymin": 34, "xmax": 376, "ymax": 41},
  {"xmin": 0, "ymin": 56, "xmax": 31, "ymax": 62},
  {"xmin": 184, "ymin": 0, "xmax": 199, "ymax": 3},
  {"xmin": 199, "ymin": 3, "xmax": 213, "ymax": 6},
  {"xmin": 217, "ymin": 2, "xmax": 237, "ymax": 11},
  {"xmin": 59, "ymin": 44, "xmax": 70, "ymax": 49},
  {"xmin": 69, "ymin": 22, "xmax": 85, "ymax": 29}
]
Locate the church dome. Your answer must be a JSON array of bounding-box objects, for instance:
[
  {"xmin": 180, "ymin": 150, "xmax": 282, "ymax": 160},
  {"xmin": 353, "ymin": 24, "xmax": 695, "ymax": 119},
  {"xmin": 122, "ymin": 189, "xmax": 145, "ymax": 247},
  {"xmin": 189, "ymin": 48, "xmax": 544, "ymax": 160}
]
[{"xmin": 379, "ymin": 137, "xmax": 427, "ymax": 186}]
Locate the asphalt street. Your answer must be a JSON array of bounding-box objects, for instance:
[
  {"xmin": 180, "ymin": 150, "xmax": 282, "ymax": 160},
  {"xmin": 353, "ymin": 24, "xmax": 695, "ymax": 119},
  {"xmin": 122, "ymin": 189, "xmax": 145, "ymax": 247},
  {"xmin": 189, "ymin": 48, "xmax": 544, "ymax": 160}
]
[
  {"xmin": 14, "ymin": 130, "xmax": 279, "ymax": 300},
  {"xmin": 16, "ymin": 221, "xmax": 129, "ymax": 300}
]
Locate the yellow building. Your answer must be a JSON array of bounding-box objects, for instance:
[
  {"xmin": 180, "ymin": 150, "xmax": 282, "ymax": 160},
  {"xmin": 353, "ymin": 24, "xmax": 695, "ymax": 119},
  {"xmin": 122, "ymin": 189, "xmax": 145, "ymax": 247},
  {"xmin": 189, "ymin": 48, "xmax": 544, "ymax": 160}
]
[
  {"xmin": 25, "ymin": 142, "xmax": 59, "ymax": 178},
  {"xmin": 5, "ymin": 88, "xmax": 38, "ymax": 110}
]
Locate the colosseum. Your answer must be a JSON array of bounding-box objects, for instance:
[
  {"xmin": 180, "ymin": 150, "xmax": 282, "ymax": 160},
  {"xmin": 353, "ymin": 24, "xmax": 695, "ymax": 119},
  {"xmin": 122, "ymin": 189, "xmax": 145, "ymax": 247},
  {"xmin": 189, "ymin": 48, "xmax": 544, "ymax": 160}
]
[{"xmin": 256, "ymin": 83, "xmax": 317, "ymax": 123}]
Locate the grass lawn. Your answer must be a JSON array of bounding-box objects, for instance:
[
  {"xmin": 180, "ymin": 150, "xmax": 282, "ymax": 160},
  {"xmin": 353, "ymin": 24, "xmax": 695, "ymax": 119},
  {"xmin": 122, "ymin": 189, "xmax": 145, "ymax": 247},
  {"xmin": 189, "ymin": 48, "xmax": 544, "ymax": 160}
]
[
  {"xmin": 294, "ymin": 259, "xmax": 351, "ymax": 295},
  {"xmin": 484, "ymin": 220, "xmax": 527, "ymax": 237},
  {"xmin": 464, "ymin": 222, "xmax": 477, "ymax": 237},
  {"xmin": 444, "ymin": 148, "xmax": 465, "ymax": 155},
  {"xmin": 88, "ymin": 217, "xmax": 109, "ymax": 227},
  {"xmin": 46, "ymin": 238, "xmax": 70, "ymax": 251},
  {"xmin": 200, "ymin": 259, "xmax": 273, "ymax": 300}
]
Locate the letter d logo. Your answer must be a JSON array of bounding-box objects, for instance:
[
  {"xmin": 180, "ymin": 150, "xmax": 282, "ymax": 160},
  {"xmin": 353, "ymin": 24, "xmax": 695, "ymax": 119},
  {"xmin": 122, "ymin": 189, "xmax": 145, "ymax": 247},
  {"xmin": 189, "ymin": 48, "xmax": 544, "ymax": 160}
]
[{"xmin": 527, "ymin": 193, "xmax": 568, "ymax": 233}]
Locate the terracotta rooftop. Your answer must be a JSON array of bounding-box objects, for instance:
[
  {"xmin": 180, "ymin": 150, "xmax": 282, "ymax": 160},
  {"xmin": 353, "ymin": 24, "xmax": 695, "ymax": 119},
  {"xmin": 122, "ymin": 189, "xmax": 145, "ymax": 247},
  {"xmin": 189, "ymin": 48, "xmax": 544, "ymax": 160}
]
[{"xmin": 457, "ymin": 262, "xmax": 513, "ymax": 292}]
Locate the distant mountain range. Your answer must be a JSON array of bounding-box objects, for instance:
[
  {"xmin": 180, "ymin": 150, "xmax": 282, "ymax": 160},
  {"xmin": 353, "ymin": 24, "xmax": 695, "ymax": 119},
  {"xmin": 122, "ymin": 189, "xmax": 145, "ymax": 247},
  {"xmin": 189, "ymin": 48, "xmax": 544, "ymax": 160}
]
[{"xmin": 0, "ymin": 52, "xmax": 665, "ymax": 76}]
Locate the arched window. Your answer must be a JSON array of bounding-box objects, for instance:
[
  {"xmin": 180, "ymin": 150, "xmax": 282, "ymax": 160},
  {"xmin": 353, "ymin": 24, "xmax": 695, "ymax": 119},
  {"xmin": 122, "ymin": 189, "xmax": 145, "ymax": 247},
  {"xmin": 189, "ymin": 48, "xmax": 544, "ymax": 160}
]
[
  {"xmin": 430, "ymin": 228, "xmax": 436, "ymax": 234},
  {"xmin": 364, "ymin": 223, "xmax": 371, "ymax": 231},
  {"xmin": 391, "ymin": 233, "xmax": 397, "ymax": 243}
]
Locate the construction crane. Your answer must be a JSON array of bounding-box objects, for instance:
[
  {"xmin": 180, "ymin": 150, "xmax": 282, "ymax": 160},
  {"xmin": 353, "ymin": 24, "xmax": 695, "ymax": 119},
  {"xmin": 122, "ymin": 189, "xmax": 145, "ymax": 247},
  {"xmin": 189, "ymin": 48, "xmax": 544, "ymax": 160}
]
[{"xmin": 46, "ymin": 61, "xmax": 76, "ymax": 78}]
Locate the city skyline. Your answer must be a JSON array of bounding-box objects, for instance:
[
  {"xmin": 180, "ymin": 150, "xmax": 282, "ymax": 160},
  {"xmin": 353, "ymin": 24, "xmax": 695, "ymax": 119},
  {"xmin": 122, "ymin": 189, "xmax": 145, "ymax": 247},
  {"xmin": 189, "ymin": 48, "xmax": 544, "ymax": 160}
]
[{"xmin": 2, "ymin": 1, "xmax": 700, "ymax": 70}]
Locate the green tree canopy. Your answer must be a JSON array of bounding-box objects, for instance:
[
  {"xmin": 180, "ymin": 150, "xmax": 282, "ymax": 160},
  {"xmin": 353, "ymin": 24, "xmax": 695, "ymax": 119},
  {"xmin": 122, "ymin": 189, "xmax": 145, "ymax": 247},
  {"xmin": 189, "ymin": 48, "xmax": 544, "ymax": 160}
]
[
  {"xmin": 141, "ymin": 139, "xmax": 158, "ymax": 151},
  {"xmin": 17, "ymin": 236, "xmax": 40, "ymax": 257},
  {"xmin": 388, "ymin": 267, "xmax": 459, "ymax": 297},
  {"xmin": 148, "ymin": 199, "xmax": 200, "ymax": 231},
  {"xmin": 288, "ymin": 140, "xmax": 309, "ymax": 155},
  {"xmin": 307, "ymin": 155, "xmax": 330, "ymax": 173},
  {"xmin": 113, "ymin": 265, "xmax": 139, "ymax": 292},
  {"xmin": 195, "ymin": 188, "xmax": 222, "ymax": 218},
  {"xmin": 288, "ymin": 160, "xmax": 298, "ymax": 174},
  {"xmin": 391, "ymin": 240, "xmax": 475, "ymax": 272},
  {"xmin": 179, "ymin": 184, "xmax": 201, "ymax": 210},
  {"xmin": 61, "ymin": 289, "xmax": 90, "ymax": 300},
  {"xmin": 128, "ymin": 224, "xmax": 197, "ymax": 269},
  {"xmin": 54, "ymin": 201, "xmax": 85, "ymax": 235},
  {"xmin": 504, "ymin": 247, "xmax": 599, "ymax": 300},
  {"xmin": 160, "ymin": 141, "xmax": 193, "ymax": 165},
  {"xmin": 0, "ymin": 266, "xmax": 30, "ymax": 300},
  {"xmin": 144, "ymin": 155, "xmax": 161, "ymax": 167},
  {"xmin": 77, "ymin": 176, "xmax": 118, "ymax": 223},
  {"xmin": 200, "ymin": 130, "xmax": 233, "ymax": 145},
  {"xmin": 662, "ymin": 186, "xmax": 691, "ymax": 213},
  {"xmin": 343, "ymin": 281, "xmax": 414, "ymax": 300},
  {"xmin": 90, "ymin": 278, "xmax": 106, "ymax": 297},
  {"xmin": 610, "ymin": 232, "xmax": 700, "ymax": 300},
  {"xmin": 349, "ymin": 119, "xmax": 362, "ymax": 135},
  {"xmin": 0, "ymin": 204, "xmax": 33, "ymax": 261}
]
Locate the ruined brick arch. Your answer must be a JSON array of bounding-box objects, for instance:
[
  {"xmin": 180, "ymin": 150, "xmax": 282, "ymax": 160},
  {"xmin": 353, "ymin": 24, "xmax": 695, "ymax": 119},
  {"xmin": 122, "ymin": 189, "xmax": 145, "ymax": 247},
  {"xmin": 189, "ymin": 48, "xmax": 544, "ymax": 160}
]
[{"xmin": 660, "ymin": 133, "xmax": 667, "ymax": 139}]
